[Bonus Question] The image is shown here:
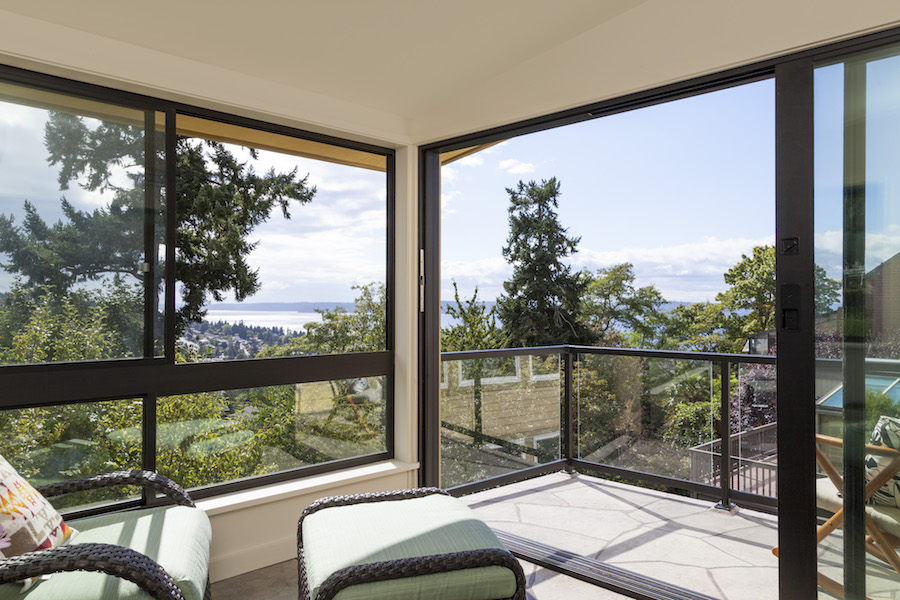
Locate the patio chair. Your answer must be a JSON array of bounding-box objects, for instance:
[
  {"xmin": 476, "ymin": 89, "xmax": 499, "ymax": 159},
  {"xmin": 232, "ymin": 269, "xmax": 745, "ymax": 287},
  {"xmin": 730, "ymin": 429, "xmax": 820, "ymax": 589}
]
[
  {"xmin": 298, "ymin": 487, "xmax": 526, "ymax": 600},
  {"xmin": 0, "ymin": 469, "xmax": 212, "ymax": 600},
  {"xmin": 774, "ymin": 433, "xmax": 900, "ymax": 598}
]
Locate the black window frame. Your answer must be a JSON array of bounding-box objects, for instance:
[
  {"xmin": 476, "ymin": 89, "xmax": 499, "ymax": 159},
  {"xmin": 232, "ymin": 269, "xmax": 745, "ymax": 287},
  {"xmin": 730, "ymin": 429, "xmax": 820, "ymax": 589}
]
[{"xmin": 0, "ymin": 63, "xmax": 396, "ymax": 515}]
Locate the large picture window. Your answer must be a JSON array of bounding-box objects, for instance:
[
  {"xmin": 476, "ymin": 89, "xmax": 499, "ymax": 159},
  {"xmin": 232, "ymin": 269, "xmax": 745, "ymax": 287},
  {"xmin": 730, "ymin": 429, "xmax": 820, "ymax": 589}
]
[{"xmin": 0, "ymin": 71, "xmax": 394, "ymax": 507}]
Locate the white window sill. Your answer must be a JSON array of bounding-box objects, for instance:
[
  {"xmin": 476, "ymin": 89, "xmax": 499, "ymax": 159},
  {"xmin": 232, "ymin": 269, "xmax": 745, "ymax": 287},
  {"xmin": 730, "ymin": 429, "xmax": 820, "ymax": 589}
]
[{"xmin": 197, "ymin": 460, "xmax": 420, "ymax": 516}]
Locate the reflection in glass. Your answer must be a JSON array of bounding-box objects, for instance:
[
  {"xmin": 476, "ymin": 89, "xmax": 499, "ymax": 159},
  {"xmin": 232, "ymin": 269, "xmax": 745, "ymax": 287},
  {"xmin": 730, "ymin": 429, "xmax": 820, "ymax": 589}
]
[
  {"xmin": 731, "ymin": 362, "xmax": 778, "ymax": 497},
  {"xmin": 814, "ymin": 51, "xmax": 900, "ymax": 597},
  {"xmin": 575, "ymin": 354, "xmax": 716, "ymax": 484},
  {"xmin": 440, "ymin": 354, "xmax": 561, "ymax": 488},
  {"xmin": 0, "ymin": 83, "xmax": 165, "ymax": 364},
  {"xmin": 0, "ymin": 399, "xmax": 142, "ymax": 509},
  {"xmin": 158, "ymin": 378, "xmax": 387, "ymax": 488}
]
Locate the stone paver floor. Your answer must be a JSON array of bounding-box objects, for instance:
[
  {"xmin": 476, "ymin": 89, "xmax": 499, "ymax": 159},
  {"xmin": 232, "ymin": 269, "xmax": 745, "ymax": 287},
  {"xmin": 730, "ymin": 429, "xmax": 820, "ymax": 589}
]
[
  {"xmin": 462, "ymin": 471, "xmax": 779, "ymax": 600},
  {"xmin": 462, "ymin": 471, "xmax": 900, "ymax": 600}
]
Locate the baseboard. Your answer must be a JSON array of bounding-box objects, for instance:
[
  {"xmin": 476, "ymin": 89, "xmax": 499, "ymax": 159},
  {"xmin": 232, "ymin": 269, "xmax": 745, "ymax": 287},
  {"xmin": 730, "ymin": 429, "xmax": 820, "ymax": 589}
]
[{"xmin": 209, "ymin": 534, "xmax": 295, "ymax": 582}]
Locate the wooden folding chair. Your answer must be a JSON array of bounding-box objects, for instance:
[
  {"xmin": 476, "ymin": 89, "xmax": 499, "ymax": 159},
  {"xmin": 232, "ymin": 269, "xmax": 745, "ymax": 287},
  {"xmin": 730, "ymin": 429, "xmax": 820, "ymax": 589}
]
[{"xmin": 775, "ymin": 433, "xmax": 900, "ymax": 598}]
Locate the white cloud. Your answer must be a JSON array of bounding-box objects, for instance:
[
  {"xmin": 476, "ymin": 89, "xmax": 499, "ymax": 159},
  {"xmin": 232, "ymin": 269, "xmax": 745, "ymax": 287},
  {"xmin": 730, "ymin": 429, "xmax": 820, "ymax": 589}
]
[
  {"xmin": 307, "ymin": 173, "xmax": 381, "ymax": 195},
  {"xmin": 498, "ymin": 159, "xmax": 534, "ymax": 175},
  {"xmin": 441, "ymin": 256, "xmax": 511, "ymax": 303},
  {"xmin": 440, "ymin": 238, "xmax": 783, "ymax": 304},
  {"xmin": 251, "ymin": 228, "xmax": 385, "ymax": 292},
  {"xmin": 441, "ymin": 190, "xmax": 461, "ymax": 216},
  {"xmin": 574, "ymin": 236, "xmax": 775, "ymax": 302},
  {"xmin": 442, "ymin": 256, "xmax": 510, "ymax": 285},
  {"xmin": 441, "ymin": 165, "xmax": 458, "ymax": 182},
  {"xmin": 816, "ymin": 226, "xmax": 900, "ymax": 276},
  {"xmin": 457, "ymin": 154, "xmax": 484, "ymax": 167},
  {"xmin": 865, "ymin": 225, "xmax": 900, "ymax": 265}
]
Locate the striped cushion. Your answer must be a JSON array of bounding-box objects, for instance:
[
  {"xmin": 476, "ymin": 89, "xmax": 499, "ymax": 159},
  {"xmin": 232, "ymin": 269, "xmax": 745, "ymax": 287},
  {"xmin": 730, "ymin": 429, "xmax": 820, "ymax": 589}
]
[{"xmin": 866, "ymin": 415, "xmax": 900, "ymax": 507}]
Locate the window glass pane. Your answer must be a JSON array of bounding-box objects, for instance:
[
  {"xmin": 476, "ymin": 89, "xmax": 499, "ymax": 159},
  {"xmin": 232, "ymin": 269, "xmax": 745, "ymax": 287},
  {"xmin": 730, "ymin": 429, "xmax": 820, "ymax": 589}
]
[
  {"xmin": 158, "ymin": 378, "xmax": 387, "ymax": 488},
  {"xmin": 576, "ymin": 355, "xmax": 725, "ymax": 485},
  {"xmin": 0, "ymin": 399, "xmax": 142, "ymax": 510},
  {"xmin": 175, "ymin": 117, "xmax": 387, "ymax": 361},
  {"xmin": 441, "ymin": 353, "xmax": 561, "ymax": 488},
  {"xmin": 0, "ymin": 83, "xmax": 165, "ymax": 363},
  {"xmin": 814, "ymin": 50, "xmax": 900, "ymax": 598}
]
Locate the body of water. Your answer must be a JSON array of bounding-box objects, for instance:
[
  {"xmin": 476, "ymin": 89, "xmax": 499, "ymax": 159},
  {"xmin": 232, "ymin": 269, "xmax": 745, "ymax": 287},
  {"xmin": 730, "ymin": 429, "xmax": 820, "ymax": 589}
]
[
  {"xmin": 204, "ymin": 310, "xmax": 324, "ymax": 332},
  {"xmin": 204, "ymin": 308, "xmax": 471, "ymax": 332}
]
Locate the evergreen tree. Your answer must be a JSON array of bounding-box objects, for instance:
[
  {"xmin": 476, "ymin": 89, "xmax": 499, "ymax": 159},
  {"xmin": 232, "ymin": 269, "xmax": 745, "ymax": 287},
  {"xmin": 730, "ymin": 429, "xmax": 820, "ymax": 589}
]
[
  {"xmin": 0, "ymin": 112, "xmax": 316, "ymax": 335},
  {"xmin": 496, "ymin": 178, "xmax": 594, "ymax": 347},
  {"xmin": 442, "ymin": 282, "xmax": 502, "ymax": 352}
]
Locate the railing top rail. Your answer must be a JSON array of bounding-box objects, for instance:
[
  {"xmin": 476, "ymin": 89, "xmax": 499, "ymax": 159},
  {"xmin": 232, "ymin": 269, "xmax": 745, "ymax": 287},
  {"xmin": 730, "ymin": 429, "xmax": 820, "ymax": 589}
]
[
  {"xmin": 441, "ymin": 346, "xmax": 569, "ymax": 361},
  {"xmin": 568, "ymin": 345, "xmax": 776, "ymax": 364},
  {"xmin": 440, "ymin": 344, "xmax": 776, "ymax": 365}
]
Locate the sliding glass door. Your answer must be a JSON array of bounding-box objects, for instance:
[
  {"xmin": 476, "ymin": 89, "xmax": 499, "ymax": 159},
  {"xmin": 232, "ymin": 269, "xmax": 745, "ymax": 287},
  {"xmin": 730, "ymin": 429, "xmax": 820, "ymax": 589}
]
[{"xmin": 812, "ymin": 46, "xmax": 900, "ymax": 598}]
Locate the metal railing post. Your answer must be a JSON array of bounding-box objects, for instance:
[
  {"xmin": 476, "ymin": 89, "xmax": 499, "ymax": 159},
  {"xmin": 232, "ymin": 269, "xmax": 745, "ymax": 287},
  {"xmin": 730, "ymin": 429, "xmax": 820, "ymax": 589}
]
[
  {"xmin": 717, "ymin": 359, "xmax": 735, "ymax": 510},
  {"xmin": 564, "ymin": 349, "xmax": 574, "ymax": 473}
]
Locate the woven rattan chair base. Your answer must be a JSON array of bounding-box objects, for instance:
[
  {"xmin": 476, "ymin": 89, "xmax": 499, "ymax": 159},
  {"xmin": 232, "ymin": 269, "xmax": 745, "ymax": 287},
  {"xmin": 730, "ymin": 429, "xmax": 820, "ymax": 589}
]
[{"xmin": 0, "ymin": 470, "xmax": 210, "ymax": 600}]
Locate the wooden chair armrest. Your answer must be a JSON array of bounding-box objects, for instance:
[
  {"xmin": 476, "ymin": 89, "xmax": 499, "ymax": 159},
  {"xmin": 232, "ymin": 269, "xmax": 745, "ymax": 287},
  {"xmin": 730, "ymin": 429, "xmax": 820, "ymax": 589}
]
[{"xmin": 816, "ymin": 433, "xmax": 900, "ymax": 457}]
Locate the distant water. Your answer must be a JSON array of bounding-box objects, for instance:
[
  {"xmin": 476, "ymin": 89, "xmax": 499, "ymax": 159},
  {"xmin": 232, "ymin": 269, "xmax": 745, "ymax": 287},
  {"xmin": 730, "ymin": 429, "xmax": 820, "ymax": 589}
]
[
  {"xmin": 208, "ymin": 309, "xmax": 457, "ymax": 330},
  {"xmin": 204, "ymin": 310, "xmax": 324, "ymax": 332}
]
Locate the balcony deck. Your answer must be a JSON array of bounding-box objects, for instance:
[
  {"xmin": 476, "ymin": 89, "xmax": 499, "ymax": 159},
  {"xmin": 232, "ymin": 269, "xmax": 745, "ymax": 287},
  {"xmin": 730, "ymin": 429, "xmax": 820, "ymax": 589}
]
[
  {"xmin": 459, "ymin": 471, "xmax": 900, "ymax": 600},
  {"xmin": 460, "ymin": 471, "xmax": 778, "ymax": 599}
]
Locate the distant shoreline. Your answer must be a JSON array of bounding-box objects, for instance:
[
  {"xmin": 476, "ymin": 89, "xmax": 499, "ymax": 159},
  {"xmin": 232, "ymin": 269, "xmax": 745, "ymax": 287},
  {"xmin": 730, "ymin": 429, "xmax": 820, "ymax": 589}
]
[
  {"xmin": 206, "ymin": 302, "xmax": 356, "ymax": 312},
  {"xmin": 206, "ymin": 300, "xmax": 693, "ymax": 313}
]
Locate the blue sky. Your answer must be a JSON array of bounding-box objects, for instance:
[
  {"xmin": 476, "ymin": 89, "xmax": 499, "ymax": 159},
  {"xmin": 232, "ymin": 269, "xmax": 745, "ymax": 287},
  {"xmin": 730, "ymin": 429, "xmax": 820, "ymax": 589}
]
[
  {"xmin": 441, "ymin": 56, "xmax": 900, "ymax": 307},
  {"xmin": 815, "ymin": 56, "xmax": 900, "ymax": 284},
  {"xmin": 441, "ymin": 79, "xmax": 776, "ymax": 304}
]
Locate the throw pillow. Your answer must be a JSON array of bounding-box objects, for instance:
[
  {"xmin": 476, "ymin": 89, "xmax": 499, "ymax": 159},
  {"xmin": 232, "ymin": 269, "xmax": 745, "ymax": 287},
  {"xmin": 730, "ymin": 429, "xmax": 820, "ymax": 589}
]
[
  {"xmin": 0, "ymin": 454, "xmax": 76, "ymax": 559},
  {"xmin": 865, "ymin": 415, "xmax": 900, "ymax": 506}
]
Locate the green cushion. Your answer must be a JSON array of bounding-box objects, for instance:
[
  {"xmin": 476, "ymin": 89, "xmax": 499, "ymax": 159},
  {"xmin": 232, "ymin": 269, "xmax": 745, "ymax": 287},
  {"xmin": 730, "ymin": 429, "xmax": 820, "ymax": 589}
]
[
  {"xmin": 0, "ymin": 505, "xmax": 210, "ymax": 600},
  {"xmin": 302, "ymin": 493, "xmax": 517, "ymax": 600}
]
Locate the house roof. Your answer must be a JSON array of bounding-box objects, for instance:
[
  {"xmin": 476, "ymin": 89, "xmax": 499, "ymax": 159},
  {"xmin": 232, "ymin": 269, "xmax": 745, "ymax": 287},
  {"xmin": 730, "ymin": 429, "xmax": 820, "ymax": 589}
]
[{"xmin": 0, "ymin": 2, "xmax": 898, "ymax": 145}]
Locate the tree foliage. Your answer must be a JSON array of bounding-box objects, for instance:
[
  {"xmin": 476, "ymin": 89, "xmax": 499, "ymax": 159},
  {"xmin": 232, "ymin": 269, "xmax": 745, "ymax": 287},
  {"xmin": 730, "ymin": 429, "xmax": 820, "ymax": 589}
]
[
  {"xmin": 299, "ymin": 282, "xmax": 386, "ymax": 355},
  {"xmin": 716, "ymin": 245, "xmax": 776, "ymax": 340},
  {"xmin": 583, "ymin": 263, "xmax": 666, "ymax": 347},
  {"xmin": 663, "ymin": 301, "xmax": 729, "ymax": 353},
  {"xmin": 442, "ymin": 282, "xmax": 502, "ymax": 352},
  {"xmin": 496, "ymin": 178, "xmax": 594, "ymax": 347},
  {"xmin": 715, "ymin": 245, "xmax": 840, "ymax": 351},
  {"xmin": 0, "ymin": 112, "xmax": 316, "ymax": 334}
]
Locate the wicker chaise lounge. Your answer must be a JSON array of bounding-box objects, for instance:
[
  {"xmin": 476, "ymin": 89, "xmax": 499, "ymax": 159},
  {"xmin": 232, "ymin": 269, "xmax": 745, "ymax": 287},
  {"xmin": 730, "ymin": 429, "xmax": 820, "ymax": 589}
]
[
  {"xmin": 0, "ymin": 470, "xmax": 212, "ymax": 600},
  {"xmin": 298, "ymin": 487, "xmax": 525, "ymax": 600}
]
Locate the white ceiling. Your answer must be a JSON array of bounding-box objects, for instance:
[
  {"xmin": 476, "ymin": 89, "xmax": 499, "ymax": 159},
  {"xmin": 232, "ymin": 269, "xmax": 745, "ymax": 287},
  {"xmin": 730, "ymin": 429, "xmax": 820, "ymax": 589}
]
[{"xmin": 1, "ymin": 1, "xmax": 900, "ymax": 144}]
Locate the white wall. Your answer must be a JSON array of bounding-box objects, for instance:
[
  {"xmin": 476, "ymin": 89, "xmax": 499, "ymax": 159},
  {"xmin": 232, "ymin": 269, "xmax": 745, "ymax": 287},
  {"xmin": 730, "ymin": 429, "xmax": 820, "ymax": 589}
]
[
  {"xmin": 199, "ymin": 461, "xmax": 418, "ymax": 581},
  {"xmin": 0, "ymin": 8, "xmax": 409, "ymax": 147},
  {"xmin": 411, "ymin": 1, "xmax": 900, "ymax": 142}
]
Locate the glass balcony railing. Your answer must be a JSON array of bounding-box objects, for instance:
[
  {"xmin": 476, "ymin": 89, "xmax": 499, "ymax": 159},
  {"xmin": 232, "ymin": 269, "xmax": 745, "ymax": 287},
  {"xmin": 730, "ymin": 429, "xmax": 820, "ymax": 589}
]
[{"xmin": 440, "ymin": 345, "xmax": 777, "ymax": 508}]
